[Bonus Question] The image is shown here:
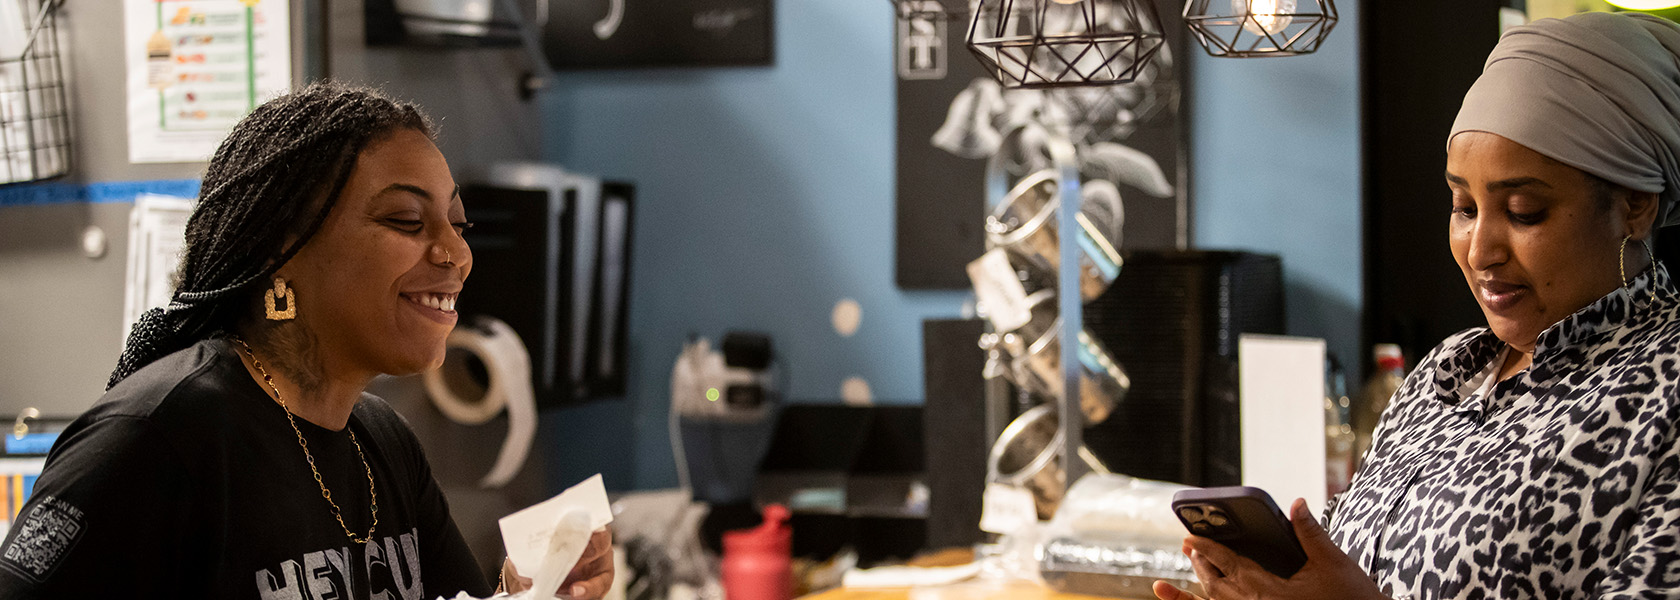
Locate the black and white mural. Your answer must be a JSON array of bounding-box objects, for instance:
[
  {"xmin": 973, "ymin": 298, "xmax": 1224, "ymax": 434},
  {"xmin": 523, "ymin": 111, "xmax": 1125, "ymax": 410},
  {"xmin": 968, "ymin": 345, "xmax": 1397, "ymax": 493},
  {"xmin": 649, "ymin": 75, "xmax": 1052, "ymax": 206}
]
[{"xmin": 895, "ymin": 0, "xmax": 1188, "ymax": 289}]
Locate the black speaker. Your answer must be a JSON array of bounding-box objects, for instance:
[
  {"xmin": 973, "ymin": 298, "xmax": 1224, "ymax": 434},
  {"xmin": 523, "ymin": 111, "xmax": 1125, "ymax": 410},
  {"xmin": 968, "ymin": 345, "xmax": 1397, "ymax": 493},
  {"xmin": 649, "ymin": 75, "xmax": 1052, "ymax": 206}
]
[
  {"xmin": 457, "ymin": 184, "xmax": 573, "ymax": 408},
  {"xmin": 1083, "ymin": 250, "xmax": 1284, "ymax": 487},
  {"xmin": 921, "ymin": 319, "xmax": 991, "ymax": 549},
  {"xmin": 459, "ymin": 180, "xmax": 635, "ymax": 407}
]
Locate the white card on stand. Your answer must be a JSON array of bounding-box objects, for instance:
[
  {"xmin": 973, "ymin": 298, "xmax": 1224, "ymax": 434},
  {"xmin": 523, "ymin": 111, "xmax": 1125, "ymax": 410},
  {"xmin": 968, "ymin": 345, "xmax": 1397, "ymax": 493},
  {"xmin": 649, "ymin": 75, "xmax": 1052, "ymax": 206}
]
[
  {"xmin": 499, "ymin": 474, "xmax": 614, "ymax": 576},
  {"xmin": 1238, "ymin": 335, "xmax": 1328, "ymax": 517},
  {"xmin": 978, "ymin": 482, "xmax": 1038, "ymax": 534}
]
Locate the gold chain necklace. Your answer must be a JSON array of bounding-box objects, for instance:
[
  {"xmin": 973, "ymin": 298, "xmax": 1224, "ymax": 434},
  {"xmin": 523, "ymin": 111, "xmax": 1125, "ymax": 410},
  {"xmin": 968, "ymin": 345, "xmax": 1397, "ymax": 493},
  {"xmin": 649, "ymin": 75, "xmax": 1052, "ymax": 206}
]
[{"xmin": 232, "ymin": 337, "xmax": 379, "ymax": 544}]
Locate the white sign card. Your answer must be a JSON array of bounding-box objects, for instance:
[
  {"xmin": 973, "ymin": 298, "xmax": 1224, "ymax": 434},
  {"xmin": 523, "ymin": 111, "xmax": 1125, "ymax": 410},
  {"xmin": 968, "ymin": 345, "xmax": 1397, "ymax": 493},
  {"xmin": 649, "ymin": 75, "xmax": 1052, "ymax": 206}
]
[
  {"xmin": 125, "ymin": 0, "xmax": 291, "ymax": 164},
  {"xmin": 978, "ymin": 482, "xmax": 1038, "ymax": 534},
  {"xmin": 1238, "ymin": 334, "xmax": 1328, "ymax": 517},
  {"xmin": 123, "ymin": 193, "xmax": 196, "ymax": 345}
]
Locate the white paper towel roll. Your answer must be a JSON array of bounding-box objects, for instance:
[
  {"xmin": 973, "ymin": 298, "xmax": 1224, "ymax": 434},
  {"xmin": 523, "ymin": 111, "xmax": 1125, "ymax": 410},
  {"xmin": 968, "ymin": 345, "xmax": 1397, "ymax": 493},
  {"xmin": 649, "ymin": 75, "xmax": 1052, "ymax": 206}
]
[{"xmin": 423, "ymin": 316, "xmax": 537, "ymax": 489}]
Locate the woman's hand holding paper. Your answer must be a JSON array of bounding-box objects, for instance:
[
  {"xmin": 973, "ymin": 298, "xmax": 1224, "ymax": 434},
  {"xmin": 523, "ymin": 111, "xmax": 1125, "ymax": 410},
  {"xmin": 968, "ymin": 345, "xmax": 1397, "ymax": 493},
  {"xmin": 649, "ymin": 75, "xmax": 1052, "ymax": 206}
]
[{"xmin": 500, "ymin": 527, "xmax": 614, "ymax": 599}]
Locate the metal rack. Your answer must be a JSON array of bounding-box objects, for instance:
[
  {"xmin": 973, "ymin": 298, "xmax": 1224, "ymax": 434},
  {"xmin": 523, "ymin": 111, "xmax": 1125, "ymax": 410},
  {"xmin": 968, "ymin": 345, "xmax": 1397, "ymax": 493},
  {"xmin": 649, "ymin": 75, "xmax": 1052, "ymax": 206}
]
[
  {"xmin": 0, "ymin": 0, "xmax": 68, "ymax": 185},
  {"xmin": 982, "ymin": 122, "xmax": 1094, "ymax": 504}
]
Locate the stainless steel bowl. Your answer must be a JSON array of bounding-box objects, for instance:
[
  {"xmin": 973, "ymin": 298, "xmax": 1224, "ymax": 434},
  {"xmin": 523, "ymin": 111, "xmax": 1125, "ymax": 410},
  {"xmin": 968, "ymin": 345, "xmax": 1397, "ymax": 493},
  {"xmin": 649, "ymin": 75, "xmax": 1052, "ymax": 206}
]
[
  {"xmin": 988, "ymin": 404, "xmax": 1111, "ymax": 520},
  {"xmin": 1014, "ymin": 316, "xmax": 1131, "ymax": 426},
  {"xmin": 985, "ymin": 170, "xmax": 1124, "ymax": 302}
]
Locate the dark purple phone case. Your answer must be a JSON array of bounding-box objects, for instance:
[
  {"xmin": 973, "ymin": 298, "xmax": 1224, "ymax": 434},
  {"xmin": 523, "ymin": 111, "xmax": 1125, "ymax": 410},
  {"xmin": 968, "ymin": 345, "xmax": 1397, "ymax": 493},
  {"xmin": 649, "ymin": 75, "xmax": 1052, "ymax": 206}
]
[{"xmin": 1171, "ymin": 486, "xmax": 1308, "ymax": 578}]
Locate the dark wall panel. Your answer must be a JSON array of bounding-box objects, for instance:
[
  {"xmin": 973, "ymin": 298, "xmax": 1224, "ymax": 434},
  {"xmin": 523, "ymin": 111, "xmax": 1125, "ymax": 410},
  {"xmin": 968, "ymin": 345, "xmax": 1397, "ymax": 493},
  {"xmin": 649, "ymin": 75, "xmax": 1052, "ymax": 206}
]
[
  {"xmin": 894, "ymin": 12, "xmax": 988, "ymax": 289},
  {"xmin": 1362, "ymin": 0, "xmax": 1500, "ymax": 368}
]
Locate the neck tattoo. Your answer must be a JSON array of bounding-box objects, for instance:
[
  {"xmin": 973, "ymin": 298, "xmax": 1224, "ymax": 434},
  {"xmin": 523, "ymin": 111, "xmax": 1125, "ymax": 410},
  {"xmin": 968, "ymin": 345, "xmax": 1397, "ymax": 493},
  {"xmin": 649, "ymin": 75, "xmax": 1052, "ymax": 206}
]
[{"xmin": 233, "ymin": 336, "xmax": 379, "ymax": 544}]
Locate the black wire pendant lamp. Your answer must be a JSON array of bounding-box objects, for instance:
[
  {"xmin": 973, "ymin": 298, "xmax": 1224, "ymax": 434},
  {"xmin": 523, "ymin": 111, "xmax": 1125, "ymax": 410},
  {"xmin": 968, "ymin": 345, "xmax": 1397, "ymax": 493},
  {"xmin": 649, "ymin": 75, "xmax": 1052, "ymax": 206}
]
[
  {"xmin": 1182, "ymin": 0, "xmax": 1338, "ymax": 57},
  {"xmin": 967, "ymin": 0, "xmax": 1168, "ymax": 89}
]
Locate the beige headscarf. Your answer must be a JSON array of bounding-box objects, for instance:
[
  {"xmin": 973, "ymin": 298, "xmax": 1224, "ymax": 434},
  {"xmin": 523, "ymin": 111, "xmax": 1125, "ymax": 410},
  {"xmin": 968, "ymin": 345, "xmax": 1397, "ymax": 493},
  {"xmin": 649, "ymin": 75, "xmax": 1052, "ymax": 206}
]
[{"xmin": 1450, "ymin": 12, "xmax": 1680, "ymax": 227}]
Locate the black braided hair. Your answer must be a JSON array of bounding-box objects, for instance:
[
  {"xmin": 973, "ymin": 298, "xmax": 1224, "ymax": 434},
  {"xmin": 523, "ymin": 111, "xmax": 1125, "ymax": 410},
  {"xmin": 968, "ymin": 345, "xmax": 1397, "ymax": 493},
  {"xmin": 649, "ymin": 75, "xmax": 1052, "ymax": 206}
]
[{"xmin": 108, "ymin": 81, "xmax": 433, "ymax": 389}]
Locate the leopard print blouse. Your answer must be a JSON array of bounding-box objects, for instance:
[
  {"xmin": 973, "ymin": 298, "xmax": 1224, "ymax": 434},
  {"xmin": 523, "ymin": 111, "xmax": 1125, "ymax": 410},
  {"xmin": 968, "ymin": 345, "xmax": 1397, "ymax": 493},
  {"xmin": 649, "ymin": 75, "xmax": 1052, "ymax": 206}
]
[{"xmin": 1326, "ymin": 264, "xmax": 1680, "ymax": 599}]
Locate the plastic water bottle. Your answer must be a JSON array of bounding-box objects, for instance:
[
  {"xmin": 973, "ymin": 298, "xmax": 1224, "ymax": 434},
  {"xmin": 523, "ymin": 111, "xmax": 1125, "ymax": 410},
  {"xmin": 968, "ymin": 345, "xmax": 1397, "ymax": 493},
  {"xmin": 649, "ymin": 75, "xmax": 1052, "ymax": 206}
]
[{"xmin": 1352, "ymin": 344, "xmax": 1406, "ymax": 473}]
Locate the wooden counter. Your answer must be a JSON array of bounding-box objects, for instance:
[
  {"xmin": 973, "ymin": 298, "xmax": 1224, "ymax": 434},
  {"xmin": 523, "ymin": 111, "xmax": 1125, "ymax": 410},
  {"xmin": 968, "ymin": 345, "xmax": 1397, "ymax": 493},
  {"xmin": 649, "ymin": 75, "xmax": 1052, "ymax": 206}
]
[{"xmin": 801, "ymin": 583, "xmax": 1148, "ymax": 600}]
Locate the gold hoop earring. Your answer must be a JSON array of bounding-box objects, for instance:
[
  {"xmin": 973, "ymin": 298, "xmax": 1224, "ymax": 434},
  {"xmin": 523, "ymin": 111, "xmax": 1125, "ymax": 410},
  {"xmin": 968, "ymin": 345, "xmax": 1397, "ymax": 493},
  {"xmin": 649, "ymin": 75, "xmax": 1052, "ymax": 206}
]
[
  {"xmin": 1621, "ymin": 235, "xmax": 1632, "ymax": 288},
  {"xmin": 265, "ymin": 277, "xmax": 297, "ymax": 321},
  {"xmin": 1621, "ymin": 235, "xmax": 1657, "ymax": 297},
  {"xmin": 1642, "ymin": 237, "xmax": 1656, "ymax": 301}
]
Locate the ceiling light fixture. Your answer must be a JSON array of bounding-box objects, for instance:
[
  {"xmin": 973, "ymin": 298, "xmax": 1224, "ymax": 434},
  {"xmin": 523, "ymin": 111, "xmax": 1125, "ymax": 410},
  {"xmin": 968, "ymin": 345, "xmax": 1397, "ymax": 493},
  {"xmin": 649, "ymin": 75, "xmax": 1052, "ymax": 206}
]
[
  {"xmin": 967, "ymin": 0, "xmax": 1167, "ymax": 89},
  {"xmin": 1182, "ymin": 0, "xmax": 1338, "ymax": 57}
]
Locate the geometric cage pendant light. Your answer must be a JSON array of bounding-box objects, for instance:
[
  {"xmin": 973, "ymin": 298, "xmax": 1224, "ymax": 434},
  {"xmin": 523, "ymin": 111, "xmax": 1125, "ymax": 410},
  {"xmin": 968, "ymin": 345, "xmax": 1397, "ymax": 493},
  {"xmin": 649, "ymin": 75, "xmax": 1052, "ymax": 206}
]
[
  {"xmin": 967, "ymin": 0, "xmax": 1167, "ymax": 89},
  {"xmin": 1182, "ymin": 0, "xmax": 1338, "ymax": 57}
]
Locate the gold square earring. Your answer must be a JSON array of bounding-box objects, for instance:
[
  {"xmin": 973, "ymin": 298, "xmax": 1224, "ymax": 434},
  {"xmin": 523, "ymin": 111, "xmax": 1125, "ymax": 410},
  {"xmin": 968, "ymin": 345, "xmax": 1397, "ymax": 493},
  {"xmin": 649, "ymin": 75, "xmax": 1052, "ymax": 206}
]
[{"xmin": 265, "ymin": 277, "xmax": 297, "ymax": 321}]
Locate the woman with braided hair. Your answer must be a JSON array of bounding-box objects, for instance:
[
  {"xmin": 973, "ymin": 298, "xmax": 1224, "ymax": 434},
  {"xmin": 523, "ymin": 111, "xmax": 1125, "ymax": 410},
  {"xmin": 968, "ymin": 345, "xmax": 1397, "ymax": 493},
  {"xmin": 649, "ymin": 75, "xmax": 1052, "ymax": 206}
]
[{"xmin": 0, "ymin": 82, "xmax": 611, "ymax": 599}]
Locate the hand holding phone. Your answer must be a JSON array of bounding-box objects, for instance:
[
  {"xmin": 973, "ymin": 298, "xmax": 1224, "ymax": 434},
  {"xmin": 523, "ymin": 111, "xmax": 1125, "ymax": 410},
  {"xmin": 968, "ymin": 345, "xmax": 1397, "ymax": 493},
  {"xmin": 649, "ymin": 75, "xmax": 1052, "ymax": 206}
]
[{"xmin": 1171, "ymin": 486, "xmax": 1307, "ymax": 579}]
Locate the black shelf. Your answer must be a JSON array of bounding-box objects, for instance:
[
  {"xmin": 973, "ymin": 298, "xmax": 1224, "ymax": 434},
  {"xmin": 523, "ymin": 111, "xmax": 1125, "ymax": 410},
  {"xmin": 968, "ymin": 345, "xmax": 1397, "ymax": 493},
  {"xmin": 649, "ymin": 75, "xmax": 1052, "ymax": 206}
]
[{"xmin": 365, "ymin": 0, "xmax": 523, "ymax": 48}]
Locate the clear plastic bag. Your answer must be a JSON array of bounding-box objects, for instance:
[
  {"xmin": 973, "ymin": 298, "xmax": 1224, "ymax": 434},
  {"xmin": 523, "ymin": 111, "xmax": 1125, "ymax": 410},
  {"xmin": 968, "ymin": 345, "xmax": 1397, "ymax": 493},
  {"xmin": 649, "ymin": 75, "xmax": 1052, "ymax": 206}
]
[
  {"xmin": 1046, "ymin": 473, "xmax": 1190, "ymax": 549},
  {"xmin": 1037, "ymin": 474, "xmax": 1198, "ymax": 597}
]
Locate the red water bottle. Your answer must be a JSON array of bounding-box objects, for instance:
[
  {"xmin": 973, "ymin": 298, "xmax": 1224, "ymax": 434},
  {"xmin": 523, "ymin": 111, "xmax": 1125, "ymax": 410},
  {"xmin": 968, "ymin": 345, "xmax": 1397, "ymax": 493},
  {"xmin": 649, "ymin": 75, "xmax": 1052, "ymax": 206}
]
[{"xmin": 722, "ymin": 504, "xmax": 793, "ymax": 600}]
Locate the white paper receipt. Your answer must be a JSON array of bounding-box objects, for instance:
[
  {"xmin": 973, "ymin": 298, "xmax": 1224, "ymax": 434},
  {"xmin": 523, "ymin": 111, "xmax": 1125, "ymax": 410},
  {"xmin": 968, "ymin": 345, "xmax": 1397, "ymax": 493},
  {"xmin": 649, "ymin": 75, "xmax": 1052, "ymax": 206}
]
[{"xmin": 498, "ymin": 474, "xmax": 615, "ymax": 577}]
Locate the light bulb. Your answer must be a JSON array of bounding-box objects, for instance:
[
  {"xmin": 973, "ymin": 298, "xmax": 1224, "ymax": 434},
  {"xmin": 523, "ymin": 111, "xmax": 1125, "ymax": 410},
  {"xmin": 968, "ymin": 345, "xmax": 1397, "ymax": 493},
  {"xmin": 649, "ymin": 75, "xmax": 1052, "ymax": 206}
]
[
  {"xmin": 1606, "ymin": 0, "xmax": 1680, "ymax": 8},
  {"xmin": 1232, "ymin": 0, "xmax": 1295, "ymax": 36}
]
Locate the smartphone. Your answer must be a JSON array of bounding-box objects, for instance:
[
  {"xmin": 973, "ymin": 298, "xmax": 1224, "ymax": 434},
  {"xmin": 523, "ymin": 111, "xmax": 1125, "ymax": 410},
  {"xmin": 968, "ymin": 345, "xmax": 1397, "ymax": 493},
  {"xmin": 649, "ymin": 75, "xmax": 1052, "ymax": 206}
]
[{"xmin": 1171, "ymin": 486, "xmax": 1307, "ymax": 578}]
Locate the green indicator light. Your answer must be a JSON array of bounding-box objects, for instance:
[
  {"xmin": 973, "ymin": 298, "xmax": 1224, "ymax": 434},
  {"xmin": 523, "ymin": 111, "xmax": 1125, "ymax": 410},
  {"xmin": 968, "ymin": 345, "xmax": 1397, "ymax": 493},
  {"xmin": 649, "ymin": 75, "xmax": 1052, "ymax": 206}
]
[
  {"xmin": 706, "ymin": 388, "xmax": 721, "ymax": 402},
  {"xmin": 1607, "ymin": 0, "xmax": 1680, "ymax": 8}
]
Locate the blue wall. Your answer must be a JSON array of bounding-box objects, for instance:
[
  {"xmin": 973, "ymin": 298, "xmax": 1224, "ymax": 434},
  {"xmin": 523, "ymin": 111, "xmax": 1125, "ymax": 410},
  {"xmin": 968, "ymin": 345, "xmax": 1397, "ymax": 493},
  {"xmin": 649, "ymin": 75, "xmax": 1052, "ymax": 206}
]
[
  {"xmin": 1188, "ymin": 4, "xmax": 1364, "ymax": 376},
  {"xmin": 539, "ymin": 2, "xmax": 968, "ymax": 491},
  {"xmin": 539, "ymin": 1, "xmax": 1363, "ymax": 491}
]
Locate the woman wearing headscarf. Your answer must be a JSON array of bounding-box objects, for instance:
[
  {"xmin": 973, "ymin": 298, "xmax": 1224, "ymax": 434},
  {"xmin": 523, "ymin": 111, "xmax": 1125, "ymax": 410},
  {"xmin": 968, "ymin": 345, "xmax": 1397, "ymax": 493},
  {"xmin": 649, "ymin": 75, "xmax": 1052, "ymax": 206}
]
[
  {"xmin": 0, "ymin": 82, "xmax": 611, "ymax": 599},
  {"xmin": 1154, "ymin": 11, "xmax": 1680, "ymax": 600}
]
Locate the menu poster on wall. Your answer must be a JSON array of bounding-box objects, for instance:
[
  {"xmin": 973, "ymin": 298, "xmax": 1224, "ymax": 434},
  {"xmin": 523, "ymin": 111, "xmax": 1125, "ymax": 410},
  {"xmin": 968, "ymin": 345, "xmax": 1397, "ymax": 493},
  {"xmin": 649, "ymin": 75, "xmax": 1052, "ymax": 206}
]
[{"xmin": 124, "ymin": 0, "xmax": 291, "ymax": 164}]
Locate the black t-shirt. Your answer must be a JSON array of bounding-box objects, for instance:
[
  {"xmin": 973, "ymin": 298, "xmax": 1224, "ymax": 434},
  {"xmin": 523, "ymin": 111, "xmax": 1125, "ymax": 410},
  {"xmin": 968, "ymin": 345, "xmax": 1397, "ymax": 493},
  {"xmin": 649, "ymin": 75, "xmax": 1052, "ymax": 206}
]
[{"xmin": 0, "ymin": 338, "xmax": 492, "ymax": 599}]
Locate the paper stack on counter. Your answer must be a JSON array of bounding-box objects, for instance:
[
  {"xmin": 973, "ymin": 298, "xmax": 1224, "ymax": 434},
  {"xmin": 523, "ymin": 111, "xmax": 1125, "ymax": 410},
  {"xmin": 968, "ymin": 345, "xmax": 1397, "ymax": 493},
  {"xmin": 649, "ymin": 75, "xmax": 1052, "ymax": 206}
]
[{"xmin": 438, "ymin": 474, "xmax": 614, "ymax": 600}]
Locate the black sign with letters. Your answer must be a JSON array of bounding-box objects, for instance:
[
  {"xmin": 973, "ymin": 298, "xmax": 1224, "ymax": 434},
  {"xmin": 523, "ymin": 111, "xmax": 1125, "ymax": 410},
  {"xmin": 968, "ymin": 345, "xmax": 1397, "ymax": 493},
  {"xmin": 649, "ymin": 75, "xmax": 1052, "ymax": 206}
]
[{"xmin": 542, "ymin": 0, "xmax": 774, "ymax": 69}]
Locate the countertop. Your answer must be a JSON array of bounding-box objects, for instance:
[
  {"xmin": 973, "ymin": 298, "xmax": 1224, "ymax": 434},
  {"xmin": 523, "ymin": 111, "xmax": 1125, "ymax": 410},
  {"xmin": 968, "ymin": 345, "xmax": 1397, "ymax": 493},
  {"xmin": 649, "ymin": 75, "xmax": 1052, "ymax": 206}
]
[{"xmin": 801, "ymin": 582, "xmax": 1148, "ymax": 600}]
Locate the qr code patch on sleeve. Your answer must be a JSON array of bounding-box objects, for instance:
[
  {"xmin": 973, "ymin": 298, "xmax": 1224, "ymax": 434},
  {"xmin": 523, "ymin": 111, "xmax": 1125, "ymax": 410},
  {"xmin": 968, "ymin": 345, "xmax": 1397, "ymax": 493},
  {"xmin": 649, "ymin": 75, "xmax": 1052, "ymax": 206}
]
[{"xmin": 0, "ymin": 495, "xmax": 86, "ymax": 582}]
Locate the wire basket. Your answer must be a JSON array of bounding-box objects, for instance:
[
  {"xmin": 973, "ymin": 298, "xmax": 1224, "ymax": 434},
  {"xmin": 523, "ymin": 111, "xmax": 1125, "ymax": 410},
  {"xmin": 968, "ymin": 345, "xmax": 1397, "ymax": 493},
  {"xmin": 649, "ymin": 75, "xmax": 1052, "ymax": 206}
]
[{"xmin": 0, "ymin": 0, "xmax": 68, "ymax": 185}]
